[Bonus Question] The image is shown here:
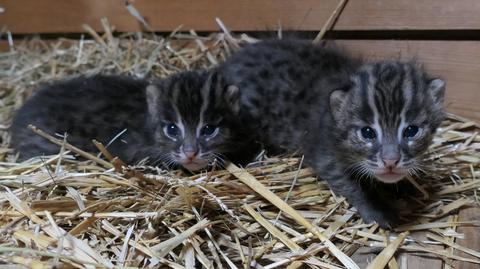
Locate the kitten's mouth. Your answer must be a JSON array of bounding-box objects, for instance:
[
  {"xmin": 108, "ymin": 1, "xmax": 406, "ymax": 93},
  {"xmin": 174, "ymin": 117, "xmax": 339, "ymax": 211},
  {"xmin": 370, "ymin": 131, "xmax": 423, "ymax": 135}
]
[
  {"xmin": 178, "ymin": 159, "xmax": 209, "ymax": 171},
  {"xmin": 373, "ymin": 168, "xmax": 407, "ymax": 183}
]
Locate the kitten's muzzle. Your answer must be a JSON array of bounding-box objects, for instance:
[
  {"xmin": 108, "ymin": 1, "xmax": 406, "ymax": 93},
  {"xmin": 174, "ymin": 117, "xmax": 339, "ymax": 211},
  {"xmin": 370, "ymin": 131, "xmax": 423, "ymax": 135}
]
[
  {"xmin": 373, "ymin": 150, "xmax": 406, "ymax": 183},
  {"xmin": 373, "ymin": 165, "xmax": 407, "ymax": 183},
  {"xmin": 184, "ymin": 150, "xmax": 197, "ymax": 161},
  {"xmin": 178, "ymin": 148, "xmax": 209, "ymax": 171},
  {"xmin": 375, "ymin": 171, "xmax": 406, "ymax": 183},
  {"xmin": 382, "ymin": 158, "xmax": 400, "ymax": 170}
]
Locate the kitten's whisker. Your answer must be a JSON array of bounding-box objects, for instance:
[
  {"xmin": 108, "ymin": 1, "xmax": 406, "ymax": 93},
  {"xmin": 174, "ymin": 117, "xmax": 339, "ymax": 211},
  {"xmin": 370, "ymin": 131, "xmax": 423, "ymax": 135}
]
[
  {"xmin": 152, "ymin": 154, "xmax": 170, "ymax": 163},
  {"xmin": 152, "ymin": 152, "xmax": 178, "ymax": 170},
  {"xmin": 210, "ymin": 153, "xmax": 228, "ymax": 169},
  {"xmin": 345, "ymin": 162, "xmax": 363, "ymax": 174},
  {"xmin": 164, "ymin": 158, "xmax": 177, "ymax": 169},
  {"xmin": 151, "ymin": 153, "xmax": 173, "ymax": 166},
  {"xmin": 346, "ymin": 161, "xmax": 373, "ymax": 182},
  {"xmin": 212, "ymin": 152, "xmax": 227, "ymax": 163}
]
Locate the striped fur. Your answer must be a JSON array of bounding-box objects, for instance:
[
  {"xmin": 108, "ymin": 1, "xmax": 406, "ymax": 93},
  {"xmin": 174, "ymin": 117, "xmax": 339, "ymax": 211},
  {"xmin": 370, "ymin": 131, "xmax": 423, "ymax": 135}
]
[
  {"xmin": 323, "ymin": 61, "xmax": 445, "ymax": 227},
  {"xmin": 331, "ymin": 61, "xmax": 445, "ymax": 183},
  {"xmin": 145, "ymin": 71, "xmax": 258, "ymax": 170},
  {"xmin": 11, "ymin": 71, "xmax": 258, "ymax": 170},
  {"xmin": 218, "ymin": 38, "xmax": 445, "ymax": 228}
]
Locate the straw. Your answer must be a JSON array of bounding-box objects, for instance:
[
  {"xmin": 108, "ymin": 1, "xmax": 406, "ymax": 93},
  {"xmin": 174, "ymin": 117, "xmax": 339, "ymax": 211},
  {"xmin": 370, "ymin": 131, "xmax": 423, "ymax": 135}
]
[{"xmin": 0, "ymin": 21, "xmax": 479, "ymax": 268}]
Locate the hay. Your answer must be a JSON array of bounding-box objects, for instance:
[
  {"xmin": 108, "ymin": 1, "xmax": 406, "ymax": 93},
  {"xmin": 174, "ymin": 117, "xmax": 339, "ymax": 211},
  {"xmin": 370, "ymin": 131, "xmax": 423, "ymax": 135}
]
[{"xmin": 0, "ymin": 23, "xmax": 479, "ymax": 268}]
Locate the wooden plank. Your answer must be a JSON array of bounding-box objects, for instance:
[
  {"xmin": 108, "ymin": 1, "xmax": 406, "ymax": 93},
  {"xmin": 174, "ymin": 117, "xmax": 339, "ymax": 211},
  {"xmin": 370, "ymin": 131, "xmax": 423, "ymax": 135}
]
[
  {"xmin": 351, "ymin": 246, "xmax": 376, "ymax": 268},
  {"xmin": 352, "ymin": 232, "xmax": 445, "ymax": 268},
  {"xmin": 1, "ymin": 38, "xmax": 479, "ymax": 121},
  {"xmin": 2, "ymin": 0, "xmax": 480, "ymax": 34},
  {"xmin": 402, "ymin": 232, "xmax": 444, "ymax": 268},
  {"xmin": 337, "ymin": 40, "xmax": 480, "ymax": 123},
  {"xmin": 455, "ymin": 208, "xmax": 480, "ymax": 269}
]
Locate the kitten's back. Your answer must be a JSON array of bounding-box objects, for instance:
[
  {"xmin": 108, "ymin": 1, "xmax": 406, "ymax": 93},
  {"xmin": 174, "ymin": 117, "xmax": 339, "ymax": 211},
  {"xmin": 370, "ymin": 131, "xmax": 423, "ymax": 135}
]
[
  {"xmin": 218, "ymin": 39, "xmax": 359, "ymax": 152},
  {"xmin": 10, "ymin": 75, "xmax": 149, "ymax": 160}
]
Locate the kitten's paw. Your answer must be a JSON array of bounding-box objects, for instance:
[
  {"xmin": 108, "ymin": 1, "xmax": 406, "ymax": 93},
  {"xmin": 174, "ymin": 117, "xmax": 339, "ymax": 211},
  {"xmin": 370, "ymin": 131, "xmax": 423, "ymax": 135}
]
[{"xmin": 357, "ymin": 206, "xmax": 399, "ymax": 229}]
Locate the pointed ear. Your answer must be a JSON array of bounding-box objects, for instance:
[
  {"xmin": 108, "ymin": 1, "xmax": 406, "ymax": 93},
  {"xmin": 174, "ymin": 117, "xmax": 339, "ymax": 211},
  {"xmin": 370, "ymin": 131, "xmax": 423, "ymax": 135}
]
[
  {"xmin": 329, "ymin": 88, "xmax": 350, "ymax": 121},
  {"xmin": 146, "ymin": 84, "xmax": 161, "ymax": 123},
  {"xmin": 428, "ymin": 78, "xmax": 445, "ymax": 106},
  {"xmin": 209, "ymin": 70, "xmax": 241, "ymax": 115},
  {"xmin": 224, "ymin": 85, "xmax": 240, "ymax": 114}
]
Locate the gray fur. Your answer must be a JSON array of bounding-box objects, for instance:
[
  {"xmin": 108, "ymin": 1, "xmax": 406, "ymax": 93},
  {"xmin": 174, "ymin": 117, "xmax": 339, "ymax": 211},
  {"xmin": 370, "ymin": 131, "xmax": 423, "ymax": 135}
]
[
  {"xmin": 218, "ymin": 39, "xmax": 445, "ymax": 228},
  {"xmin": 10, "ymin": 72, "xmax": 259, "ymax": 170}
]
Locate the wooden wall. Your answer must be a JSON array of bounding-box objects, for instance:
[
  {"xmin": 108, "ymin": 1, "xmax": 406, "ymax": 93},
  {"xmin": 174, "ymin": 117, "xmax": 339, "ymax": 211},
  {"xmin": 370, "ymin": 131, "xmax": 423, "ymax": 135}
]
[
  {"xmin": 1, "ymin": 0, "xmax": 480, "ymax": 122},
  {"xmin": 1, "ymin": 1, "xmax": 480, "ymax": 268},
  {"xmin": 3, "ymin": 0, "xmax": 480, "ymax": 33}
]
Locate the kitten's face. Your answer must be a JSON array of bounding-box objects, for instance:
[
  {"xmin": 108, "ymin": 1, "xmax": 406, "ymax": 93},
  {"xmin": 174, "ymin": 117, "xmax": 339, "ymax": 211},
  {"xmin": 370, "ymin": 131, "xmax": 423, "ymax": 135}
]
[
  {"xmin": 330, "ymin": 62, "xmax": 445, "ymax": 183},
  {"xmin": 146, "ymin": 71, "xmax": 239, "ymax": 171}
]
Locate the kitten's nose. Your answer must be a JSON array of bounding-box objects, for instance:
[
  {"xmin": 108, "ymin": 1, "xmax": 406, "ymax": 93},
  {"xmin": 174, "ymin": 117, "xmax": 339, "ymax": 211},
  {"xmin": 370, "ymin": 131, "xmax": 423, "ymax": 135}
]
[
  {"xmin": 382, "ymin": 158, "xmax": 400, "ymax": 169},
  {"xmin": 381, "ymin": 145, "xmax": 400, "ymax": 169},
  {"xmin": 184, "ymin": 150, "xmax": 197, "ymax": 160}
]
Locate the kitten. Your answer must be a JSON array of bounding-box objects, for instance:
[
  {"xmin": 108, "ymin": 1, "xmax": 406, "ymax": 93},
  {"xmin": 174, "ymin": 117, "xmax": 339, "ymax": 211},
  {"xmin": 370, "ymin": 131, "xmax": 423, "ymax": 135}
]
[
  {"xmin": 10, "ymin": 71, "xmax": 258, "ymax": 171},
  {"xmin": 217, "ymin": 39, "xmax": 360, "ymax": 153},
  {"xmin": 217, "ymin": 39, "xmax": 445, "ymax": 228}
]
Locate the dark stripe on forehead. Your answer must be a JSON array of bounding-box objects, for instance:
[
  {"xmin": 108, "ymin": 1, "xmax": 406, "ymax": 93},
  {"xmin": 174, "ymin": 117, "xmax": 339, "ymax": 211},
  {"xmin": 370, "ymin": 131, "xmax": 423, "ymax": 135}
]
[
  {"xmin": 375, "ymin": 63, "xmax": 405, "ymax": 129},
  {"xmin": 390, "ymin": 66, "xmax": 405, "ymax": 117},
  {"xmin": 405, "ymin": 64, "xmax": 430, "ymax": 122},
  {"xmin": 174, "ymin": 73, "xmax": 205, "ymax": 125},
  {"xmin": 359, "ymin": 71, "xmax": 374, "ymax": 120},
  {"xmin": 162, "ymin": 103, "xmax": 179, "ymax": 122},
  {"xmin": 201, "ymin": 72, "xmax": 226, "ymax": 124},
  {"xmin": 207, "ymin": 77, "xmax": 217, "ymax": 111},
  {"xmin": 405, "ymin": 66, "xmax": 420, "ymax": 121},
  {"xmin": 166, "ymin": 80, "xmax": 181, "ymax": 123},
  {"xmin": 374, "ymin": 84, "xmax": 386, "ymax": 113}
]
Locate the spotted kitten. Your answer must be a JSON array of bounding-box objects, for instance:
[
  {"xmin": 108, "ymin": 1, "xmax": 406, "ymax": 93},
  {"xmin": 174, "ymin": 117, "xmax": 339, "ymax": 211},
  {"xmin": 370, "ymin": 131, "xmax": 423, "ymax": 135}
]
[
  {"xmin": 311, "ymin": 61, "xmax": 445, "ymax": 227},
  {"xmin": 11, "ymin": 71, "xmax": 257, "ymax": 171},
  {"xmin": 218, "ymin": 39, "xmax": 445, "ymax": 228}
]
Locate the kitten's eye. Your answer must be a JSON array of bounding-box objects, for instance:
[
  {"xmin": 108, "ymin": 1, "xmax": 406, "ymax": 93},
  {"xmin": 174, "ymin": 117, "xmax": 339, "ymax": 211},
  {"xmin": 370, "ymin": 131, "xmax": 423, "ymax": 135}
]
[
  {"xmin": 200, "ymin": 124, "xmax": 218, "ymax": 137},
  {"xmin": 164, "ymin": 124, "xmax": 180, "ymax": 137},
  {"xmin": 360, "ymin": 126, "xmax": 377, "ymax": 140},
  {"xmin": 403, "ymin": 125, "xmax": 419, "ymax": 138}
]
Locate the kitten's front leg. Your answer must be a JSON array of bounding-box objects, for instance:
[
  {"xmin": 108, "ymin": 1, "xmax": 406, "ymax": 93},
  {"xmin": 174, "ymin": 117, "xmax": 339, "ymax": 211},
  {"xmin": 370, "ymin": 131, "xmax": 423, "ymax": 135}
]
[{"xmin": 323, "ymin": 173, "xmax": 398, "ymax": 229}]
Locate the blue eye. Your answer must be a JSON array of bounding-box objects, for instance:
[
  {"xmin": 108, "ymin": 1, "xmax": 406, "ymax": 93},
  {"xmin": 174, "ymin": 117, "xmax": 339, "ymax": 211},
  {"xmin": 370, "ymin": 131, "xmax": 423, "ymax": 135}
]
[
  {"xmin": 165, "ymin": 124, "xmax": 180, "ymax": 137},
  {"xmin": 200, "ymin": 124, "xmax": 218, "ymax": 137},
  {"xmin": 361, "ymin": 126, "xmax": 376, "ymax": 140},
  {"xmin": 403, "ymin": 125, "xmax": 419, "ymax": 138}
]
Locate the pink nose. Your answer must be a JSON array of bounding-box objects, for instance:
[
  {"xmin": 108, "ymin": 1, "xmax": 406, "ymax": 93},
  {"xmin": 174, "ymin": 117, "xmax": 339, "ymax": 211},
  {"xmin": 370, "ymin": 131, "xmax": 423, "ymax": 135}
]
[
  {"xmin": 382, "ymin": 158, "xmax": 399, "ymax": 169},
  {"xmin": 184, "ymin": 151, "xmax": 196, "ymax": 160}
]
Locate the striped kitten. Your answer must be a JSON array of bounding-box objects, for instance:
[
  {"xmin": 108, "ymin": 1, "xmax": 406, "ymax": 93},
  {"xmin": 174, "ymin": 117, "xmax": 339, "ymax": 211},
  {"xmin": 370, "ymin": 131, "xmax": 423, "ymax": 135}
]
[
  {"xmin": 218, "ymin": 39, "xmax": 445, "ymax": 227},
  {"xmin": 10, "ymin": 71, "xmax": 257, "ymax": 171},
  {"xmin": 313, "ymin": 61, "xmax": 445, "ymax": 227}
]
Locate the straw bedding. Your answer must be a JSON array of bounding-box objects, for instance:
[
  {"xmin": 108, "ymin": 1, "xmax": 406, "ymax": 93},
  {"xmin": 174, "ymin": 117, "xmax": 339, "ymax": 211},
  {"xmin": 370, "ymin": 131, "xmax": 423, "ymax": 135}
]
[{"xmin": 0, "ymin": 25, "xmax": 479, "ymax": 268}]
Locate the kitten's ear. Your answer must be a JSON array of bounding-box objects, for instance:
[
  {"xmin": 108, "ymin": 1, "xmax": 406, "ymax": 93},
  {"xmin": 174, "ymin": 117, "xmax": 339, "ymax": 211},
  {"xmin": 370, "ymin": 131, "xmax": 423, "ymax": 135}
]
[
  {"xmin": 428, "ymin": 78, "xmax": 445, "ymax": 106},
  {"xmin": 329, "ymin": 88, "xmax": 349, "ymax": 121},
  {"xmin": 208, "ymin": 71, "xmax": 241, "ymax": 114},
  {"xmin": 146, "ymin": 84, "xmax": 161, "ymax": 123},
  {"xmin": 224, "ymin": 85, "xmax": 240, "ymax": 114}
]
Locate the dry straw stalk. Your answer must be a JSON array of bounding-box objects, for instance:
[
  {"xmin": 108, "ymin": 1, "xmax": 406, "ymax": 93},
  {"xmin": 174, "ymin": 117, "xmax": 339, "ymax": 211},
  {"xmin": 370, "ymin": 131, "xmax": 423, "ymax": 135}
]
[{"xmin": 0, "ymin": 21, "xmax": 479, "ymax": 268}]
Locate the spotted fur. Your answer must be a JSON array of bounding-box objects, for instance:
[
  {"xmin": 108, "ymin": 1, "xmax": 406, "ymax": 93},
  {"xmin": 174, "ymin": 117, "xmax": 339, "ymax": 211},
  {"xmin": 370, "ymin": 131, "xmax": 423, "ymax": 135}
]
[
  {"xmin": 329, "ymin": 62, "xmax": 445, "ymax": 183},
  {"xmin": 218, "ymin": 39, "xmax": 445, "ymax": 228},
  {"xmin": 322, "ymin": 61, "xmax": 445, "ymax": 227}
]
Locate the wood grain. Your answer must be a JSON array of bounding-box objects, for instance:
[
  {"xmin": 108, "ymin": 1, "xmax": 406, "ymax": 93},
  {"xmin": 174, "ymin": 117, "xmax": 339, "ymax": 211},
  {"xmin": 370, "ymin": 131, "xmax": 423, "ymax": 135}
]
[
  {"xmin": 401, "ymin": 232, "xmax": 444, "ymax": 268},
  {"xmin": 2, "ymin": 0, "xmax": 480, "ymax": 34},
  {"xmin": 455, "ymin": 208, "xmax": 480, "ymax": 269},
  {"xmin": 1, "ymin": 38, "xmax": 479, "ymax": 121},
  {"xmin": 351, "ymin": 232, "xmax": 445, "ymax": 268},
  {"xmin": 337, "ymin": 40, "xmax": 480, "ymax": 123}
]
